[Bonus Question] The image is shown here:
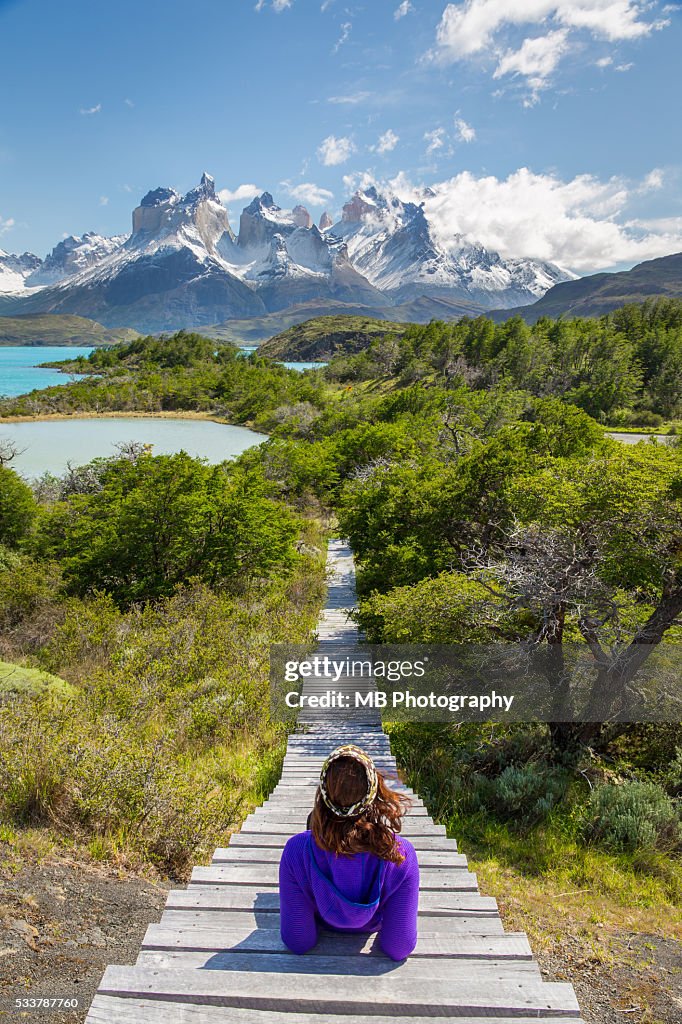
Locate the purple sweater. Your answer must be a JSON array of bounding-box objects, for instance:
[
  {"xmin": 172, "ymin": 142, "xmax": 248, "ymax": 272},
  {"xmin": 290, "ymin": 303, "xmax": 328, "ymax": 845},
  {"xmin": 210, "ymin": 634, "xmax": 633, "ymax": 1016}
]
[{"xmin": 279, "ymin": 831, "xmax": 419, "ymax": 961}]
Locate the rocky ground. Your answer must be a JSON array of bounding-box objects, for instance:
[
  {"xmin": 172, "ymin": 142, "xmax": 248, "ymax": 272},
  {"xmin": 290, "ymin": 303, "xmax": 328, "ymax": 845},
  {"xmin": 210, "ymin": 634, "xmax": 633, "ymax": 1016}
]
[
  {"xmin": 1, "ymin": 843, "xmax": 679, "ymax": 1024},
  {"xmin": 0, "ymin": 850, "xmax": 170, "ymax": 1024}
]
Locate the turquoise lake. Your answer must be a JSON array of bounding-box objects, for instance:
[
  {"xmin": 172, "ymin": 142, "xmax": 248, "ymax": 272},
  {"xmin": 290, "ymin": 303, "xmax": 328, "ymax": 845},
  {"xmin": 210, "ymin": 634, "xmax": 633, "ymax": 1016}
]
[{"xmin": 0, "ymin": 345, "xmax": 94, "ymax": 397}]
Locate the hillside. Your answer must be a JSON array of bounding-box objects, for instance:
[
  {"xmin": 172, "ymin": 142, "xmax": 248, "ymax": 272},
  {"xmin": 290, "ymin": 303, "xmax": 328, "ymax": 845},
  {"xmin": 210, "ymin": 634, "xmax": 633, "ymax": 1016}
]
[
  {"xmin": 493, "ymin": 252, "xmax": 682, "ymax": 323},
  {"xmin": 258, "ymin": 314, "xmax": 410, "ymax": 361},
  {"xmin": 204, "ymin": 295, "xmax": 483, "ymax": 347},
  {"xmin": 0, "ymin": 313, "xmax": 139, "ymax": 346}
]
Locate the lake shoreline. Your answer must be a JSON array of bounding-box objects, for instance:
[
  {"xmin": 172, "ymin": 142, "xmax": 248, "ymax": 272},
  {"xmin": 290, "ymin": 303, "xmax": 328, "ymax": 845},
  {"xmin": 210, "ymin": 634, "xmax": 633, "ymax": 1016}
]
[{"xmin": 0, "ymin": 409, "xmax": 266, "ymax": 431}]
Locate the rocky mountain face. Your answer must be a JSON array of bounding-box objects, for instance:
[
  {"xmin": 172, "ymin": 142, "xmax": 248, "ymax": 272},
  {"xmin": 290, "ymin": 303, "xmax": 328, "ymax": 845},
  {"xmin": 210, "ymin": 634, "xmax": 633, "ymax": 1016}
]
[
  {"xmin": 332, "ymin": 186, "xmax": 572, "ymax": 308},
  {"xmin": 0, "ymin": 175, "xmax": 574, "ymax": 332},
  {"xmin": 0, "ymin": 250, "xmax": 42, "ymax": 293}
]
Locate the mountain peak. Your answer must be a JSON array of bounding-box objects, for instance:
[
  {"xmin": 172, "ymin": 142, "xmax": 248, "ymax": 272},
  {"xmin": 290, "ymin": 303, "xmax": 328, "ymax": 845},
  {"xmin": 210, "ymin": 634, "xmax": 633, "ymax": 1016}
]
[{"xmin": 319, "ymin": 211, "xmax": 333, "ymax": 231}]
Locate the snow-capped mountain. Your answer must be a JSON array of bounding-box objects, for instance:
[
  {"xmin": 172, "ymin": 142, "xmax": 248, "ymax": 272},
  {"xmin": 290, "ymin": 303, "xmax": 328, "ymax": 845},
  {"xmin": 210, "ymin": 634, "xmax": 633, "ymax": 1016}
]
[
  {"xmin": 0, "ymin": 250, "xmax": 42, "ymax": 293},
  {"xmin": 0, "ymin": 175, "xmax": 573, "ymax": 331},
  {"xmin": 331, "ymin": 186, "xmax": 573, "ymax": 309}
]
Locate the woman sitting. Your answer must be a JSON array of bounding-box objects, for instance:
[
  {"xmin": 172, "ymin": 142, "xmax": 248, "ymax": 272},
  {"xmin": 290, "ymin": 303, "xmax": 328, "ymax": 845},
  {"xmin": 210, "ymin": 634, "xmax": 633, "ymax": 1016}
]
[{"xmin": 279, "ymin": 743, "xmax": 419, "ymax": 961}]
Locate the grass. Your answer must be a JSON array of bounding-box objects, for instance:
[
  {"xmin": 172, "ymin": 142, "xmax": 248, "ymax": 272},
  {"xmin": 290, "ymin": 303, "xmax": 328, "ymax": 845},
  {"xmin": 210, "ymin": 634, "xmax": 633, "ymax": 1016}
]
[{"xmin": 0, "ymin": 660, "xmax": 75, "ymax": 698}]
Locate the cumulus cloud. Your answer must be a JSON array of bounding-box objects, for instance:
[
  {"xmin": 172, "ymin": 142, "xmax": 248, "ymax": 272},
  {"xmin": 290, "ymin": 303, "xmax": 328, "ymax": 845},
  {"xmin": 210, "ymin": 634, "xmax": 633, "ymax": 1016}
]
[
  {"xmin": 372, "ymin": 129, "xmax": 400, "ymax": 154},
  {"xmin": 80, "ymin": 103, "xmax": 101, "ymax": 115},
  {"xmin": 386, "ymin": 165, "xmax": 679, "ymax": 272},
  {"xmin": 218, "ymin": 184, "xmax": 262, "ymax": 204},
  {"xmin": 317, "ymin": 134, "xmax": 356, "ymax": 166},
  {"xmin": 394, "ymin": 1, "xmax": 414, "ymax": 18},
  {"xmin": 0, "ymin": 215, "xmax": 15, "ymax": 237},
  {"xmin": 285, "ymin": 182, "xmax": 335, "ymax": 205},
  {"xmin": 432, "ymin": 1, "xmax": 668, "ymax": 97},
  {"xmin": 99, "ymin": 196, "xmax": 109, "ymax": 206},
  {"xmin": 454, "ymin": 116, "xmax": 476, "ymax": 142},
  {"xmin": 424, "ymin": 128, "xmax": 446, "ymax": 155}
]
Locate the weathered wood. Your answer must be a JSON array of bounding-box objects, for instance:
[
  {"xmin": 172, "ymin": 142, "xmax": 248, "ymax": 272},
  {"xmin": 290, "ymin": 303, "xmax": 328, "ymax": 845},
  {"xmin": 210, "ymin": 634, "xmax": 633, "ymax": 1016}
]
[
  {"xmin": 236, "ymin": 818, "xmax": 447, "ymax": 836},
  {"xmin": 96, "ymin": 966, "xmax": 581, "ymax": 1017},
  {"xmin": 156, "ymin": 909, "xmax": 507, "ymax": 935},
  {"xmin": 211, "ymin": 847, "xmax": 466, "ymax": 867},
  {"xmin": 189, "ymin": 864, "xmax": 478, "ymax": 893},
  {"xmin": 135, "ymin": 948, "xmax": 542, "ymax": 978},
  {"xmin": 142, "ymin": 923, "xmax": 530, "ymax": 957},
  {"xmin": 223, "ymin": 832, "xmax": 458, "ymax": 851},
  {"xmin": 166, "ymin": 888, "xmax": 497, "ymax": 913},
  {"xmin": 89, "ymin": 994, "xmax": 586, "ymax": 1024}
]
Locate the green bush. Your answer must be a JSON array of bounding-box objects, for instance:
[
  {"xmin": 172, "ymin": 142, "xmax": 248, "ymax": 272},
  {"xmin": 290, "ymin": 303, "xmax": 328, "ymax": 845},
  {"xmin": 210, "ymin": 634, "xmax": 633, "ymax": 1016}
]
[
  {"xmin": 583, "ymin": 781, "xmax": 681, "ymax": 852},
  {"xmin": 0, "ymin": 466, "xmax": 37, "ymax": 547}
]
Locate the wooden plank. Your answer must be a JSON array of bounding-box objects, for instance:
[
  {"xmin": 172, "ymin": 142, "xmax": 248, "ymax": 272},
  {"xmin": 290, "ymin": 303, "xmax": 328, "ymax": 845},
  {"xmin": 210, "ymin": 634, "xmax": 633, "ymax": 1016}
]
[
  {"xmin": 142, "ymin": 923, "xmax": 530, "ymax": 958},
  {"xmin": 88, "ymin": 996, "xmax": 584, "ymax": 1024},
  {"xmin": 236, "ymin": 819, "xmax": 447, "ymax": 836},
  {"xmin": 189, "ymin": 864, "xmax": 479, "ymax": 892},
  {"xmin": 157, "ymin": 909, "xmax": 506, "ymax": 935},
  {"xmin": 135, "ymin": 949, "xmax": 542, "ymax": 978},
  {"xmin": 223, "ymin": 832, "xmax": 457, "ymax": 851},
  {"xmin": 253, "ymin": 804, "xmax": 429, "ymax": 817},
  {"xmin": 96, "ymin": 966, "xmax": 581, "ymax": 1016},
  {"xmin": 166, "ymin": 889, "xmax": 497, "ymax": 913},
  {"xmin": 210, "ymin": 847, "xmax": 467, "ymax": 867}
]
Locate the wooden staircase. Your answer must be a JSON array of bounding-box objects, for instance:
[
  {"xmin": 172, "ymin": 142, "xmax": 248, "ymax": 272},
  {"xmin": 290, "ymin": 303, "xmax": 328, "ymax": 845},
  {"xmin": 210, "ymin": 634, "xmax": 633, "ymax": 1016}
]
[{"xmin": 86, "ymin": 539, "xmax": 583, "ymax": 1023}]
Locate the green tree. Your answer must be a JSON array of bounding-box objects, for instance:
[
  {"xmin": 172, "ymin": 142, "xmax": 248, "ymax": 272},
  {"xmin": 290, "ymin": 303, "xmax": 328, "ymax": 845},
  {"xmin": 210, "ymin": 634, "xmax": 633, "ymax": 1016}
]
[
  {"xmin": 0, "ymin": 466, "xmax": 37, "ymax": 547},
  {"xmin": 36, "ymin": 453, "xmax": 299, "ymax": 604}
]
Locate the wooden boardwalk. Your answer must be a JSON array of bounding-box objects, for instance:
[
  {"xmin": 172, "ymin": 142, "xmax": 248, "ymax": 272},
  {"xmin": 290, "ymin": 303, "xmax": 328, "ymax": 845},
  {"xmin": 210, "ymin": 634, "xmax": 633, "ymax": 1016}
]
[{"xmin": 86, "ymin": 539, "xmax": 583, "ymax": 1023}]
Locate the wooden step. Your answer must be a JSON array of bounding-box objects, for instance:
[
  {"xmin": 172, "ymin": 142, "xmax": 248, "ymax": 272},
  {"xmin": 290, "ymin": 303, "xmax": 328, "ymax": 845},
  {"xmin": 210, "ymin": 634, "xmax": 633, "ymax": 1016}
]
[
  {"xmin": 157, "ymin": 909, "xmax": 507, "ymax": 935},
  {"xmin": 189, "ymin": 864, "xmax": 479, "ymax": 892},
  {"xmin": 211, "ymin": 847, "xmax": 466, "ymax": 867},
  {"xmin": 142, "ymin": 923, "xmax": 530, "ymax": 958},
  {"xmin": 135, "ymin": 949, "xmax": 542, "ymax": 979},
  {"xmin": 166, "ymin": 889, "xmax": 495, "ymax": 913},
  {"xmin": 222, "ymin": 833, "xmax": 457, "ymax": 851},
  {"xmin": 88, "ymin": 996, "xmax": 584, "ymax": 1024},
  {"xmin": 95, "ymin": 966, "xmax": 581, "ymax": 1017}
]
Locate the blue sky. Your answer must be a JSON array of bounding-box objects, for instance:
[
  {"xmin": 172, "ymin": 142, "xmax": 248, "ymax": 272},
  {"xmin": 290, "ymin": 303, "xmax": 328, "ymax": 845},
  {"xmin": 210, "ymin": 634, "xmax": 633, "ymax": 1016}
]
[{"xmin": 1, "ymin": 0, "xmax": 681, "ymax": 272}]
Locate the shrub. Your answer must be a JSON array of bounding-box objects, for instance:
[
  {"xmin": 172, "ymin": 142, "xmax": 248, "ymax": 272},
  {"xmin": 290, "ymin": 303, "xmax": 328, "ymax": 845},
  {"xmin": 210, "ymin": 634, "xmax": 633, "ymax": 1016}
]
[
  {"xmin": 583, "ymin": 781, "xmax": 681, "ymax": 853},
  {"xmin": 0, "ymin": 466, "xmax": 37, "ymax": 546},
  {"xmin": 486, "ymin": 763, "xmax": 569, "ymax": 824}
]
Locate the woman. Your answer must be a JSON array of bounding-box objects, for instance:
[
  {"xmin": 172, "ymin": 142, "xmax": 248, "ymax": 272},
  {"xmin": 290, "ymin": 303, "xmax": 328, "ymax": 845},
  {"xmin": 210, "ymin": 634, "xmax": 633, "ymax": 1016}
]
[{"xmin": 279, "ymin": 743, "xmax": 419, "ymax": 961}]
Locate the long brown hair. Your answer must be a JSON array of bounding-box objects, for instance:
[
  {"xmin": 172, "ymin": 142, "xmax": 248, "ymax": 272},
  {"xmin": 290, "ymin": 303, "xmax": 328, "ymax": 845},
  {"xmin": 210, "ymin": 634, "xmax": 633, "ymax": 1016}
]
[{"xmin": 310, "ymin": 755, "xmax": 411, "ymax": 863}]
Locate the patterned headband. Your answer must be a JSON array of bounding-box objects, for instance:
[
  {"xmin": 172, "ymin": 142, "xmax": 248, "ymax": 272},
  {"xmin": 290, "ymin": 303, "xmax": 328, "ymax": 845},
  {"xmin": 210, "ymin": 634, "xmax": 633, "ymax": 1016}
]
[{"xmin": 319, "ymin": 744, "xmax": 378, "ymax": 818}]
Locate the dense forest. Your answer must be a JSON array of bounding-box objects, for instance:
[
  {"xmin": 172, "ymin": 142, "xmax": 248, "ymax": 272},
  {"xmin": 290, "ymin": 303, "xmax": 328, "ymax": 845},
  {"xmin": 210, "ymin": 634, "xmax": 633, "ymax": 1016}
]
[{"xmin": 0, "ymin": 305, "xmax": 679, "ymax": 944}]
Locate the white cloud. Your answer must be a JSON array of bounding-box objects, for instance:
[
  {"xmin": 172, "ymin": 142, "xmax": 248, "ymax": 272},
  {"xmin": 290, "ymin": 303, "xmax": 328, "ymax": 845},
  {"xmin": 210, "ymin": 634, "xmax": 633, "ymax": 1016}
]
[
  {"xmin": 454, "ymin": 116, "xmax": 476, "ymax": 142},
  {"xmin": 218, "ymin": 184, "xmax": 262, "ymax": 204},
  {"xmin": 424, "ymin": 127, "xmax": 446, "ymax": 154},
  {"xmin": 124, "ymin": 98, "xmax": 134, "ymax": 107},
  {"xmin": 494, "ymin": 29, "xmax": 569, "ymax": 98},
  {"xmin": 394, "ymin": 1, "xmax": 414, "ymax": 19},
  {"xmin": 333, "ymin": 21, "xmax": 352, "ymax": 52},
  {"xmin": 317, "ymin": 134, "xmax": 356, "ymax": 166},
  {"xmin": 595, "ymin": 55, "xmax": 613, "ymax": 65},
  {"xmin": 285, "ymin": 182, "xmax": 335, "ymax": 205},
  {"xmin": 80, "ymin": 103, "xmax": 101, "ymax": 115},
  {"xmin": 0, "ymin": 216, "xmax": 15, "ymax": 237},
  {"xmin": 386, "ymin": 165, "xmax": 682, "ymax": 272},
  {"xmin": 373, "ymin": 129, "xmax": 400, "ymax": 154},
  {"xmin": 615, "ymin": 61, "xmax": 634, "ymax": 70},
  {"xmin": 99, "ymin": 196, "xmax": 109, "ymax": 206},
  {"xmin": 255, "ymin": 0, "xmax": 293, "ymax": 10},
  {"xmin": 328, "ymin": 91, "xmax": 371, "ymax": 104},
  {"xmin": 432, "ymin": 1, "xmax": 668, "ymax": 95}
]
